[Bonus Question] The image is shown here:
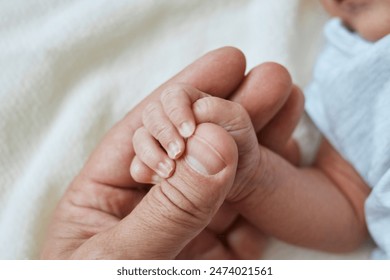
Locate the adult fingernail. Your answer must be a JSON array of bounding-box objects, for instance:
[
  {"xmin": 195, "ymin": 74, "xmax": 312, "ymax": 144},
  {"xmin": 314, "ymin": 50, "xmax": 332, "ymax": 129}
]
[
  {"xmin": 184, "ymin": 135, "xmax": 226, "ymax": 175},
  {"xmin": 180, "ymin": 122, "xmax": 195, "ymax": 138},
  {"xmin": 167, "ymin": 141, "xmax": 181, "ymax": 159}
]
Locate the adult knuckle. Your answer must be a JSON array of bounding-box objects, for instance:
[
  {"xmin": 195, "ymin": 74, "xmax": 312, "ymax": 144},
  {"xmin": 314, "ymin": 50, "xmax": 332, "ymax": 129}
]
[{"xmin": 149, "ymin": 183, "xmax": 208, "ymax": 230}]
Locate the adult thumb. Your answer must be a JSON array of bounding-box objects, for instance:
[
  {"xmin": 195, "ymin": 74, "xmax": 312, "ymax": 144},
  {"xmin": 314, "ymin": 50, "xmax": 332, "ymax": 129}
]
[{"xmin": 78, "ymin": 123, "xmax": 238, "ymax": 259}]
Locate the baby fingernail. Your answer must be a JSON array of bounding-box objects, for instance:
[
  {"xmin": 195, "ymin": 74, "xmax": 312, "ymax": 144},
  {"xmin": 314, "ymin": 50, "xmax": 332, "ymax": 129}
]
[
  {"xmin": 167, "ymin": 141, "xmax": 181, "ymax": 159},
  {"xmin": 180, "ymin": 122, "xmax": 195, "ymax": 138},
  {"xmin": 151, "ymin": 175, "xmax": 162, "ymax": 184},
  {"xmin": 157, "ymin": 160, "xmax": 174, "ymax": 178}
]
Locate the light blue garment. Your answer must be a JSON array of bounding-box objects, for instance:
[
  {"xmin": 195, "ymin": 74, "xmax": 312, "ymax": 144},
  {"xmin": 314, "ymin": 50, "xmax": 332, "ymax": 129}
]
[{"xmin": 305, "ymin": 19, "xmax": 390, "ymax": 259}]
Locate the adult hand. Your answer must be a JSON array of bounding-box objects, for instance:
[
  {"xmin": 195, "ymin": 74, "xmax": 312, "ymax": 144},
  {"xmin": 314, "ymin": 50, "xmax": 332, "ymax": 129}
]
[
  {"xmin": 41, "ymin": 47, "xmax": 249, "ymax": 259},
  {"xmin": 41, "ymin": 47, "xmax": 302, "ymax": 259},
  {"xmin": 128, "ymin": 63, "xmax": 303, "ymax": 259}
]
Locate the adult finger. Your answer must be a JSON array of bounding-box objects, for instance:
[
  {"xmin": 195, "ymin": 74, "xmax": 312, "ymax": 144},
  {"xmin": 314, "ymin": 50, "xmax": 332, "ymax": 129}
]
[
  {"xmin": 229, "ymin": 62, "xmax": 303, "ymax": 162},
  {"xmin": 192, "ymin": 96, "xmax": 259, "ymax": 201},
  {"xmin": 177, "ymin": 229, "xmax": 235, "ymax": 260},
  {"xmin": 230, "ymin": 62, "xmax": 292, "ymax": 133},
  {"xmin": 82, "ymin": 47, "xmax": 246, "ymax": 188},
  {"xmin": 71, "ymin": 123, "xmax": 239, "ymax": 259},
  {"xmin": 259, "ymin": 85, "xmax": 304, "ymax": 154},
  {"xmin": 226, "ymin": 218, "xmax": 268, "ymax": 259}
]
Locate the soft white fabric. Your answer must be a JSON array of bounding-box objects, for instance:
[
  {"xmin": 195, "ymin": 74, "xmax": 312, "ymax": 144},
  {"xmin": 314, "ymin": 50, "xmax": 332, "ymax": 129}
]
[
  {"xmin": 292, "ymin": 113, "xmax": 322, "ymax": 166},
  {"xmin": 305, "ymin": 19, "xmax": 390, "ymax": 259},
  {"xmin": 0, "ymin": 0, "xmax": 371, "ymax": 259}
]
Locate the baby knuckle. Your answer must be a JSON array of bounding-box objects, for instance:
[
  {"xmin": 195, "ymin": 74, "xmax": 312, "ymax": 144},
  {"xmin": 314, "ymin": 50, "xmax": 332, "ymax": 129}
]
[
  {"xmin": 140, "ymin": 146, "xmax": 156, "ymax": 161},
  {"xmin": 232, "ymin": 102, "xmax": 247, "ymax": 117},
  {"xmin": 160, "ymin": 84, "xmax": 186, "ymax": 103},
  {"xmin": 133, "ymin": 127, "xmax": 146, "ymax": 144},
  {"xmin": 143, "ymin": 102, "xmax": 159, "ymax": 120},
  {"xmin": 166, "ymin": 105, "xmax": 185, "ymax": 121},
  {"xmin": 194, "ymin": 96, "xmax": 213, "ymax": 115},
  {"xmin": 130, "ymin": 164, "xmax": 144, "ymax": 183},
  {"xmin": 152, "ymin": 123, "xmax": 172, "ymax": 141},
  {"xmin": 238, "ymin": 105, "xmax": 251, "ymax": 123},
  {"xmin": 226, "ymin": 103, "xmax": 251, "ymax": 129}
]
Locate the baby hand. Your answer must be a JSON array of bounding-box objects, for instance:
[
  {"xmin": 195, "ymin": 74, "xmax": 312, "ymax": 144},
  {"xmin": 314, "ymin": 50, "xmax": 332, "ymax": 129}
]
[
  {"xmin": 131, "ymin": 84, "xmax": 210, "ymax": 182},
  {"xmin": 131, "ymin": 83, "xmax": 260, "ymax": 202}
]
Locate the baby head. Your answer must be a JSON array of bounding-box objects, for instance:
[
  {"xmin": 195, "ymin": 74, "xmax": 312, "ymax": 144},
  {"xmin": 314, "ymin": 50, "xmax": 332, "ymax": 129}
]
[{"xmin": 320, "ymin": 0, "xmax": 390, "ymax": 41}]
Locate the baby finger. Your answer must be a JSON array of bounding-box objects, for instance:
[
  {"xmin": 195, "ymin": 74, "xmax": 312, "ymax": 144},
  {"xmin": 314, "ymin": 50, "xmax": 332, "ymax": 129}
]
[
  {"xmin": 130, "ymin": 155, "xmax": 162, "ymax": 185},
  {"xmin": 133, "ymin": 126, "xmax": 175, "ymax": 179},
  {"xmin": 143, "ymin": 101, "xmax": 185, "ymax": 159}
]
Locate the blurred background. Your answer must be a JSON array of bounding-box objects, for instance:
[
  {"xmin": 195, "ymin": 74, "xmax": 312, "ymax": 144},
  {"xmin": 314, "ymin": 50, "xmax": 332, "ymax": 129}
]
[{"xmin": 0, "ymin": 0, "xmax": 372, "ymax": 259}]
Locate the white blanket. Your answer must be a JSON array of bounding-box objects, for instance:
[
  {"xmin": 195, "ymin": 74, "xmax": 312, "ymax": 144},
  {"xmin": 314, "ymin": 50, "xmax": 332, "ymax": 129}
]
[{"xmin": 0, "ymin": 0, "xmax": 373, "ymax": 259}]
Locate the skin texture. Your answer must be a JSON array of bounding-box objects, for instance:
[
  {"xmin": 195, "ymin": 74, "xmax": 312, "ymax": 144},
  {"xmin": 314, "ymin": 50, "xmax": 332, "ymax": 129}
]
[
  {"xmin": 132, "ymin": 82, "xmax": 302, "ymax": 202},
  {"xmin": 134, "ymin": 1, "xmax": 386, "ymax": 248},
  {"xmin": 43, "ymin": 42, "xmax": 372, "ymax": 258},
  {"xmin": 41, "ymin": 47, "xmax": 303, "ymax": 259},
  {"xmin": 321, "ymin": 0, "xmax": 390, "ymax": 41},
  {"xmin": 134, "ymin": 80, "xmax": 370, "ymax": 253}
]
